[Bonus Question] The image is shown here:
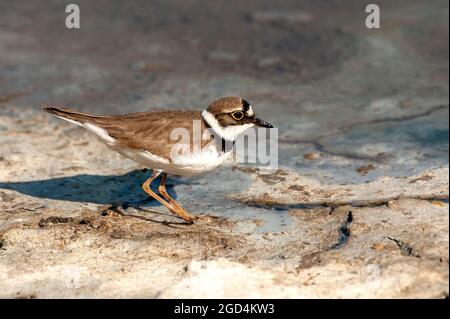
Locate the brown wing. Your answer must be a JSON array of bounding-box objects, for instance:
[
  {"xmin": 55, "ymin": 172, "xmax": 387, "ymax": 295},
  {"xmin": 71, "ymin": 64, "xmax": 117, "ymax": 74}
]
[
  {"xmin": 101, "ymin": 110, "xmax": 208, "ymax": 158},
  {"xmin": 43, "ymin": 106, "xmax": 211, "ymax": 159}
]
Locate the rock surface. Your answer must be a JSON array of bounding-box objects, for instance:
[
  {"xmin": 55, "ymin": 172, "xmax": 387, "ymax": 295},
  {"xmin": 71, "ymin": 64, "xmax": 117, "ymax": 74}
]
[{"xmin": 0, "ymin": 0, "xmax": 448, "ymax": 298}]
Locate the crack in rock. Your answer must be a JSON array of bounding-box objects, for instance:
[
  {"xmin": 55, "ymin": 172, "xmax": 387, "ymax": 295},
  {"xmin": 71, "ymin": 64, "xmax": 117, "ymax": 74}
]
[
  {"xmin": 330, "ymin": 211, "xmax": 353, "ymax": 249},
  {"xmin": 38, "ymin": 216, "xmax": 76, "ymax": 227},
  {"xmin": 387, "ymin": 236, "xmax": 421, "ymax": 258},
  {"xmin": 38, "ymin": 216, "xmax": 98, "ymax": 229}
]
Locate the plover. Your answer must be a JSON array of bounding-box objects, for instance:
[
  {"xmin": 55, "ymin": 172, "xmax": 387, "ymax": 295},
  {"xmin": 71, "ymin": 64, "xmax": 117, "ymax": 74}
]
[{"xmin": 43, "ymin": 97, "xmax": 273, "ymax": 223}]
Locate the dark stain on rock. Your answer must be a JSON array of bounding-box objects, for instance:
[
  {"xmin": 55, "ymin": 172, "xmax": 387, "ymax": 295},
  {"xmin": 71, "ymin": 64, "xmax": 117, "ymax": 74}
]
[
  {"xmin": 78, "ymin": 218, "xmax": 97, "ymax": 229},
  {"xmin": 356, "ymin": 164, "xmax": 375, "ymax": 175},
  {"xmin": 109, "ymin": 229, "xmax": 126, "ymax": 239},
  {"xmin": 259, "ymin": 169, "xmax": 288, "ymax": 184},
  {"xmin": 232, "ymin": 166, "xmax": 260, "ymax": 174},
  {"xmin": 297, "ymin": 251, "xmax": 322, "ymax": 270},
  {"xmin": 288, "ymin": 185, "xmax": 305, "ymax": 192}
]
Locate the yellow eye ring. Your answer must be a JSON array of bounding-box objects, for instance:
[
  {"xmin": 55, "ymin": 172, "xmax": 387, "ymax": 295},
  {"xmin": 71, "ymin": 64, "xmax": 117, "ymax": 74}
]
[{"xmin": 231, "ymin": 111, "xmax": 244, "ymax": 120}]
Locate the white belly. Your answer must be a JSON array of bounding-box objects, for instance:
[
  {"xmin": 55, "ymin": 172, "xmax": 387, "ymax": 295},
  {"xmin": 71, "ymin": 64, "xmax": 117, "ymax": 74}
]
[{"xmin": 111, "ymin": 143, "xmax": 232, "ymax": 176}]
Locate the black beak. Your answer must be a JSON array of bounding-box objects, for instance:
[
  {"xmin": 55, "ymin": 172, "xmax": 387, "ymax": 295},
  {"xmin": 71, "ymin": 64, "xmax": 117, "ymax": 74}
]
[{"xmin": 254, "ymin": 117, "xmax": 273, "ymax": 128}]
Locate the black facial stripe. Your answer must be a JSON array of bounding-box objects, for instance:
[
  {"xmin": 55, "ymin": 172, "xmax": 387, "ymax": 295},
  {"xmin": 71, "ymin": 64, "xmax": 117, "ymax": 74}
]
[{"xmin": 242, "ymin": 99, "xmax": 250, "ymax": 112}]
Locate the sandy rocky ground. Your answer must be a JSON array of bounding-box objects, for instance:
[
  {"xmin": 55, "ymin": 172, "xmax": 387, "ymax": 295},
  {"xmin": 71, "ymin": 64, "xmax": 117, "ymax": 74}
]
[{"xmin": 0, "ymin": 0, "xmax": 449, "ymax": 298}]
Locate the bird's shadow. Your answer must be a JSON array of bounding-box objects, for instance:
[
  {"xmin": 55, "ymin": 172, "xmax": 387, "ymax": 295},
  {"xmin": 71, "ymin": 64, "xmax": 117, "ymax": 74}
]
[{"xmin": 0, "ymin": 169, "xmax": 189, "ymax": 207}]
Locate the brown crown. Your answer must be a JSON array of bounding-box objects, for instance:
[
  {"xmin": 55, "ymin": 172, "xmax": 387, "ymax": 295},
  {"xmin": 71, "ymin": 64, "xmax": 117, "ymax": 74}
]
[{"xmin": 206, "ymin": 97, "xmax": 246, "ymax": 115}]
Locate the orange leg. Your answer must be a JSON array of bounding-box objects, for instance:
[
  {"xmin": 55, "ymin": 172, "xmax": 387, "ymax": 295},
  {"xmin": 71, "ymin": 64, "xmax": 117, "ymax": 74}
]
[
  {"xmin": 158, "ymin": 172, "xmax": 196, "ymax": 222},
  {"xmin": 142, "ymin": 170, "xmax": 195, "ymax": 223}
]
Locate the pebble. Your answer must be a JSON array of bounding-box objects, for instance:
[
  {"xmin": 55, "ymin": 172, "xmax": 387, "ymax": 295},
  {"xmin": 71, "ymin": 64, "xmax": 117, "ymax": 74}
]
[
  {"xmin": 431, "ymin": 200, "xmax": 445, "ymax": 207},
  {"xmin": 304, "ymin": 152, "xmax": 320, "ymax": 160},
  {"xmin": 387, "ymin": 200, "xmax": 397, "ymax": 208}
]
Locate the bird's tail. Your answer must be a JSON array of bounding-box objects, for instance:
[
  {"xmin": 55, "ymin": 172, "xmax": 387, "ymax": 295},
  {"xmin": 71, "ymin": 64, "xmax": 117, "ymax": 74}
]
[
  {"xmin": 42, "ymin": 105, "xmax": 105, "ymax": 126},
  {"xmin": 42, "ymin": 105, "xmax": 116, "ymax": 144}
]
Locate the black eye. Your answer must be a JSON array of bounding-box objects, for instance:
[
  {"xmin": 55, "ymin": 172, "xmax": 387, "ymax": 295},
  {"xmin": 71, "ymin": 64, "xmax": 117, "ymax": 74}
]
[{"xmin": 231, "ymin": 111, "xmax": 244, "ymax": 120}]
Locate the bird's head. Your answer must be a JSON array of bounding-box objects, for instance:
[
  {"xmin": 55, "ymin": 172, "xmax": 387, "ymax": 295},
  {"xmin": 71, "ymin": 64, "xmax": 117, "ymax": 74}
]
[{"xmin": 201, "ymin": 97, "xmax": 273, "ymax": 141}]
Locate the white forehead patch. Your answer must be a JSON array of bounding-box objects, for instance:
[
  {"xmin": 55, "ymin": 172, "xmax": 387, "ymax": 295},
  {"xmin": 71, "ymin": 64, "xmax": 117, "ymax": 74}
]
[{"xmin": 246, "ymin": 105, "xmax": 254, "ymax": 117}]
